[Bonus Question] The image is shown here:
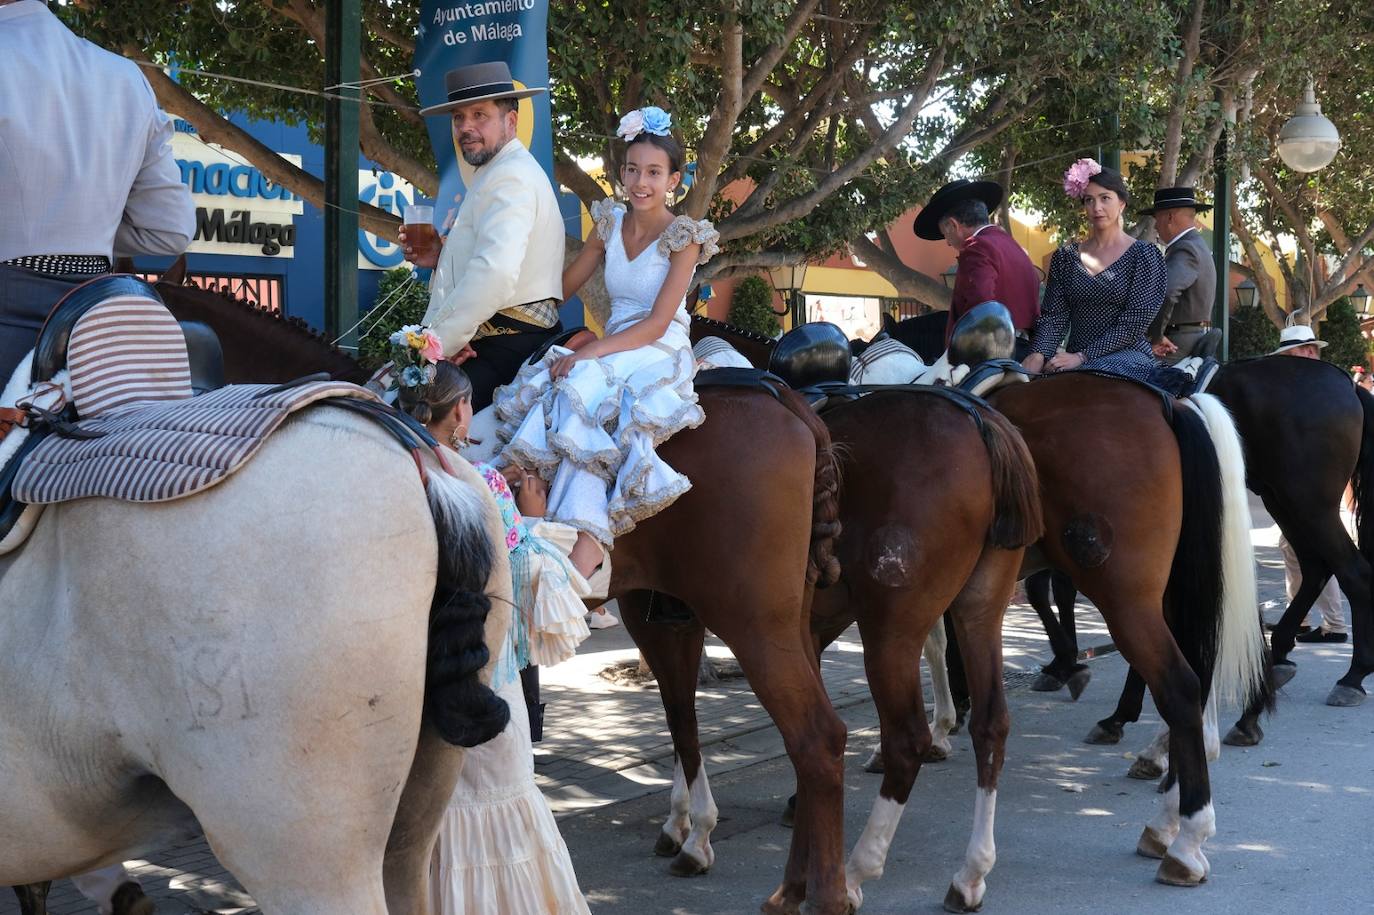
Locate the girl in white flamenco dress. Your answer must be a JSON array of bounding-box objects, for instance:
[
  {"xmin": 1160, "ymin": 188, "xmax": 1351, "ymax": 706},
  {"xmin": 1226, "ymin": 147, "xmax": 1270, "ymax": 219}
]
[{"xmin": 493, "ymin": 107, "xmax": 719, "ymax": 580}]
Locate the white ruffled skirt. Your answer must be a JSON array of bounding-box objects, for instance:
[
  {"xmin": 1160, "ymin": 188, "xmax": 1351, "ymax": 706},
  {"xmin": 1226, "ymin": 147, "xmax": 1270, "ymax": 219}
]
[
  {"xmin": 429, "ymin": 674, "xmax": 589, "ymax": 915},
  {"xmin": 492, "ymin": 327, "xmax": 704, "ymax": 547}
]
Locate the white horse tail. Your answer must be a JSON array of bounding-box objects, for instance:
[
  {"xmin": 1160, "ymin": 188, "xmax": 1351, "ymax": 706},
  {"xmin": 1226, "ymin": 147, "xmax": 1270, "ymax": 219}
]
[
  {"xmin": 422, "ymin": 468, "xmax": 510, "ymax": 747},
  {"xmin": 1186, "ymin": 393, "xmax": 1267, "ymax": 711}
]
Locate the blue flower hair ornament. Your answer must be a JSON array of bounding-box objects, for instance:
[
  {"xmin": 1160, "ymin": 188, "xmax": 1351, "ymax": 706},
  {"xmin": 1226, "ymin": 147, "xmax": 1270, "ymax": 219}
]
[{"xmin": 617, "ymin": 106, "xmax": 673, "ymax": 141}]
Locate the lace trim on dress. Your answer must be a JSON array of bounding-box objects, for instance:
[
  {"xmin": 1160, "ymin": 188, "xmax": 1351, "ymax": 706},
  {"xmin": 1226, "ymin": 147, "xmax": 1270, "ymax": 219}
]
[
  {"xmin": 657, "ymin": 215, "xmax": 720, "ymax": 265},
  {"xmin": 589, "ymin": 199, "xmax": 625, "ymax": 243}
]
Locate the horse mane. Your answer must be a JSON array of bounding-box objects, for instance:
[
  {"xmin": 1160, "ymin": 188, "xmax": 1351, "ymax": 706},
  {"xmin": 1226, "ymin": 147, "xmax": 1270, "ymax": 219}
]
[{"xmin": 690, "ymin": 313, "xmax": 777, "ymax": 347}]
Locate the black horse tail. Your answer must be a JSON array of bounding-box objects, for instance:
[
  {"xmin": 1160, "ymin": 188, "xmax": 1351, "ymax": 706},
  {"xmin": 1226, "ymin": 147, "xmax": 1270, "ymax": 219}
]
[
  {"xmin": 975, "ymin": 406, "xmax": 1045, "ymax": 550},
  {"xmin": 1351, "ymin": 385, "xmax": 1374, "ymax": 569},
  {"xmin": 776, "ymin": 386, "xmax": 843, "ymax": 587},
  {"xmin": 423, "ymin": 470, "xmax": 510, "ymax": 747},
  {"xmin": 1170, "ymin": 395, "xmax": 1273, "ymax": 714}
]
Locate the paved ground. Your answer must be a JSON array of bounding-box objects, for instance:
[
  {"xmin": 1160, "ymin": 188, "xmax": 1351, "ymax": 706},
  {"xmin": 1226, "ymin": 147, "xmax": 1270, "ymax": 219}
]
[{"xmin": 8, "ymin": 496, "xmax": 1372, "ymax": 914}]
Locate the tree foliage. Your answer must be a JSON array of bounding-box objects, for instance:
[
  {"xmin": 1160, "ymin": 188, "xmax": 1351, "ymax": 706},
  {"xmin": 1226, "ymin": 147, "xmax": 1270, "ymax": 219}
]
[
  {"xmin": 357, "ymin": 266, "xmax": 431, "ymax": 369},
  {"xmin": 1226, "ymin": 303, "xmax": 1279, "ymax": 360},
  {"xmin": 726, "ymin": 275, "xmax": 782, "ymax": 337},
  {"xmin": 1319, "ymin": 297, "xmax": 1373, "ymax": 373}
]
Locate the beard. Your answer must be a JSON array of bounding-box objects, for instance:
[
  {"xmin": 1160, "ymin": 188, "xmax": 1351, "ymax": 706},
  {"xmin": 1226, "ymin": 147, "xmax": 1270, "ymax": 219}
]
[{"xmin": 461, "ymin": 146, "xmax": 496, "ymax": 167}]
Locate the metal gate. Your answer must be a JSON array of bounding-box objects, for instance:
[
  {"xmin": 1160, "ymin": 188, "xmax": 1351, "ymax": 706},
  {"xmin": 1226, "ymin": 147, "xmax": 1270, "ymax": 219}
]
[{"xmin": 138, "ymin": 270, "xmax": 284, "ymax": 313}]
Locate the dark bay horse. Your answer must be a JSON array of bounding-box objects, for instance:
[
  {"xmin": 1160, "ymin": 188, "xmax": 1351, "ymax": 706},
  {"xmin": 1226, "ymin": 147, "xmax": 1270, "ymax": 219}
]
[
  {"xmin": 691, "ymin": 316, "xmax": 1268, "ymax": 895},
  {"xmin": 1033, "ymin": 356, "xmax": 1373, "ymax": 764},
  {"xmin": 149, "ymin": 282, "xmax": 854, "ymax": 914}
]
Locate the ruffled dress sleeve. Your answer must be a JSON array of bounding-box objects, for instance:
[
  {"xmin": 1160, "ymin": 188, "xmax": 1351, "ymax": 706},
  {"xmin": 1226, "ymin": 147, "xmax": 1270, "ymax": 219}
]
[
  {"xmin": 656, "ymin": 215, "xmax": 720, "ymax": 266},
  {"xmin": 589, "ymin": 198, "xmax": 625, "ymax": 243}
]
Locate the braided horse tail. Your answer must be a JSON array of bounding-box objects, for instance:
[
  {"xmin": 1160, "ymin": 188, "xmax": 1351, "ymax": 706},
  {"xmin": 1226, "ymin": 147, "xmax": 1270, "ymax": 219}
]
[{"xmin": 775, "ymin": 386, "xmax": 843, "ymax": 586}]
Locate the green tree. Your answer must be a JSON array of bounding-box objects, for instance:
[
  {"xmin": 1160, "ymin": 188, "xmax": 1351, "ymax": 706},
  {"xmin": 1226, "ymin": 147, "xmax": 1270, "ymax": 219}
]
[
  {"xmin": 357, "ymin": 267, "xmax": 431, "ymax": 370},
  {"xmin": 1319, "ymin": 298, "xmax": 1372, "ymax": 373},
  {"xmin": 1226, "ymin": 303, "xmax": 1279, "ymax": 359},
  {"xmin": 726, "ymin": 275, "xmax": 782, "ymax": 337}
]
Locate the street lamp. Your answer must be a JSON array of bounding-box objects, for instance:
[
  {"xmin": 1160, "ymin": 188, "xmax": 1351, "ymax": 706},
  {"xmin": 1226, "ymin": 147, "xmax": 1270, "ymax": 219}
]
[
  {"xmin": 768, "ymin": 261, "xmax": 810, "ymax": 327},
  {"xmin": 1277, "ymin": 80, "xmax": 1342, "ymax": 173},
  {"xmin": 1351, "ymin": 283, "xmax": 1372, "ymax": 319},
  {"xmin": 941, "ymin": 262, "xmax": 958, "ymax": 290},
  {"xmin": 1235, "ymin": 277, "xmax": 1258, "ymax": 310}
]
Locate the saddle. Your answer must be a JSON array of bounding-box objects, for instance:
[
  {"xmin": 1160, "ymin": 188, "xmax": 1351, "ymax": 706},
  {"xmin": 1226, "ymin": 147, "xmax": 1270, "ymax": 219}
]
[
  {"xmin": 0, "ymin": 276, "xmax": 419, "ymax": 553},
  {"xmin": 768, "ymin": 322, "xmax": 851, "ymax": 389}
]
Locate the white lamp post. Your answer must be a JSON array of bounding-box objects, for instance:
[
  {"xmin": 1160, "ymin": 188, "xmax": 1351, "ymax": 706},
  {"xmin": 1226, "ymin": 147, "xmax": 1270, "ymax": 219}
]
[{"xmin": 1277, "ymin": 80, "xmax": 1342, "ymax": 173}]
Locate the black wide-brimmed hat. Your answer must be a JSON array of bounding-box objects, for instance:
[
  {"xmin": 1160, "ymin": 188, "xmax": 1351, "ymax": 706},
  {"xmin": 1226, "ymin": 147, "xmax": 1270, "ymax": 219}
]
[
  {"xmin": 419, "ymin": 61, "xmax": 544, "ymax": 117},
  {"xmin": 913, "ymin": 179, "xmax": 1005, "ymax": 241},
  {"xmin": 1139, "ymin": 186, "xmax": 1213, "ymax": 215}
]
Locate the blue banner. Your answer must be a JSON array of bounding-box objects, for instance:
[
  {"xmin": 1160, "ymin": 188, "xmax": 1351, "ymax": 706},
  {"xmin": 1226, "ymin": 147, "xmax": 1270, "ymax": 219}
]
[{"xmin": 414, "ymin": 0, "xmax": 554, "ymax": 234}]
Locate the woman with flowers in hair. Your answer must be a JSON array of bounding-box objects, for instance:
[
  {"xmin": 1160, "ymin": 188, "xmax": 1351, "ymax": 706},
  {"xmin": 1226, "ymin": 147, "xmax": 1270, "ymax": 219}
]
[
  {"xmin": 1021, "ymin": 159, "xmax": 1167, "ymax": 383},
  {"xmin": 492, "ymin": 106, "xmax": 719, "ymax": 582}
]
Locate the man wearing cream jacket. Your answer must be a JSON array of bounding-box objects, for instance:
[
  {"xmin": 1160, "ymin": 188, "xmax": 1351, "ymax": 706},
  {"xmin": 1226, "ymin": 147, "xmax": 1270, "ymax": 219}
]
[{"xmin": 402, "ymin": 61, "xmax": 565, "ymax": 408}]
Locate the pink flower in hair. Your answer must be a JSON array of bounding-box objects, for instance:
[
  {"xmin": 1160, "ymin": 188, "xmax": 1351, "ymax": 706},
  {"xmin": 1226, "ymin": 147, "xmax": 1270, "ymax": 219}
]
[
  {"xmin": 420, "ymin": 331, "xmax": 444, "ymax": 363},
  {"xmin": 1063, "ymin": 157, "xmax": 1103, "ymax": 198}
]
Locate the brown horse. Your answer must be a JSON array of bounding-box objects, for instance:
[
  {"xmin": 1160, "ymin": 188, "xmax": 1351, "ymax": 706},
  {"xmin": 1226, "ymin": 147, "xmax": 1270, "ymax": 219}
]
[
  {"xmin": 1035, "ymin": 355, "xmax": 1372, "ymax": 768},
  {"xmin": 148, "ymin": 283, "xmax": 855, "ymax": 913},
  {"xmin": 694, "ymin": 316, "xmax": 1268, "ymax": 896}
]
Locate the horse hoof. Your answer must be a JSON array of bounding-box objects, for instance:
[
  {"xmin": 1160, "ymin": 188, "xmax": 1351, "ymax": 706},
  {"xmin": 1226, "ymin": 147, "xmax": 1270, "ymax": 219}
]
[
  {"xmin": 1272, "ymin": 662, "xmax": 1297, "ymax": 689},
  {"xmin": 863, "ymin": 748, "xmax": 884, "ymax": 773},
  {"xmin": 1156, "ymin": 854, "xmax": 1207, "ymax": 886},
  {"xmin": 1066, "ymin": 668, "xmax": 1092, "ymax": 701},
  {"xmin": 1084, "ymin": 721, "xmax": 1123, "ymax": 745},
  {"xmin": 942, "ymin": 883, "xmax": 983, "ymax": 913},
  {"xmin": 1326, "ymin": 685, "xmax": 1367, "ymax": 707},
  {"xmin": 1128, "ymin": 757, "xmax": 1165, "ymax": 780},
  {"xmin": 1223, "ymin": 722, "xmax": 1263, "ymax": 747},
  {"xmin": 669, "ymin": 850, "xmax": 711, "ymax": 877},
  {"xmin": 1030, "ymin": 671, "xmax": 1066, "ymax": 692},
  {"xmin": 761, "ymin": 888, "xmax": 804, "ymax": 915},
  {"xmin": 654, "ymin": 831, "xmax": 683, "ymax": 857},
  {"xmin": 926, "ymin": 740, "xmax": 951, "ymax": 762},
  {"xmin": 1136, "ymin": 825, "xmax": 1170, "ymax": 860}
]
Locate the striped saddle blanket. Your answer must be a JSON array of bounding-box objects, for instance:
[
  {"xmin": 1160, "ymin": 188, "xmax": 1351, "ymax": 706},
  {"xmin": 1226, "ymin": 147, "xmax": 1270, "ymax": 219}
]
[{"xmin": 12, "ymin": 381, "xmax": 379, "ymax": 505}]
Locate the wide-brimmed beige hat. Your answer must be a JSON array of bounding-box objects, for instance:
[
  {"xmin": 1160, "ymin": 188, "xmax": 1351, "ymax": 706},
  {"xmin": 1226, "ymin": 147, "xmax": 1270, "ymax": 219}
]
[
  {"xmin": 419, "ymin": 61, "xmax": 544, "ymax": 117},
  {"xmin": 1271, "ymin": 324, "xmax": 1328, "ymax": 354}
]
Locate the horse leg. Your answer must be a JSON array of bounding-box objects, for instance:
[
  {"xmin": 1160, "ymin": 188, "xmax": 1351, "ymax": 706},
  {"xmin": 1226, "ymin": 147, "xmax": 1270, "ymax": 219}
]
[
  {"xmin": 619, "ymin": 592, "xmax": 716, "ymax": 876},
  {"xmin": 924, "ymin": 620, "xmax": 957, "ymax": 759},
  {"xmin": 1027, "ymin": 571, "xmax": 1075, "ymax": 691},
  {"xmin": 1129, "ymin": 688, "xmax": 1220, "ymax": 782},
  {"xmin": 718, "ymin": 629, "xmax": 846, "ymax": 915},
  {"xmin": 941, "ymin": 548, "xmax": 1020, "ymax": 914},
  {"xmin": 11, "ymin": 883, "xmax": 49, "ymax": 915},
  {"xmin": 1108, "ymin": 626, "xmax": 1212, "ymax": 886},
  {"xmin": 943, "ymin": 614, "xmax": 972, "ymax": 731},
  {"xmin": 1084, "ymin": 665, "xmax": 1147, "ymax": 745}
]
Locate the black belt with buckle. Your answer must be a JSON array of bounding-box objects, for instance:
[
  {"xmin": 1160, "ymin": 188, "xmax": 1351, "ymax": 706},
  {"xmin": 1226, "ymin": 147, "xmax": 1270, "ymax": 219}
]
[{"xmin": 1166, "ymin": 321, "xmax": 1209, "ymax": 332}]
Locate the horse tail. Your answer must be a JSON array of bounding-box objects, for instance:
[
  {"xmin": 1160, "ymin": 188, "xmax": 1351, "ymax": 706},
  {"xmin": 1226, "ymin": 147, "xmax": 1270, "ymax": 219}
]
[
  {"xmin": 974, "ymin": 406, "xmax": 1044, "ymax": 549},
  {"xmin": 1350, "ymin": 385, "xmax": 1374, "ymax": 568},
  {"xmin": 776, "ymin": 387, "xmax": 843, "ymax": 587},
  {"xmin": 422, "ymin": 469, "xmax": 511, "ymax": 747},
  {"xmin": 1172, "ymin": 395, "xmax": 1270, "ymax": 712}
]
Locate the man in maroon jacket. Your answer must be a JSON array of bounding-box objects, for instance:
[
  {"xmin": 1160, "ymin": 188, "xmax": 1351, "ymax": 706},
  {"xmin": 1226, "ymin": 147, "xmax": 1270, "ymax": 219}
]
[{"xmin": 914, "ymin": 179, "xmax": 1042, "ymax": 359}]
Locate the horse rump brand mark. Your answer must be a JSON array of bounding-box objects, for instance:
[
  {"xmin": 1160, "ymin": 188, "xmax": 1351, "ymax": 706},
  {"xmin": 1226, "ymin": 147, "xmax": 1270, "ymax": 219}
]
[
  {"xmin": 171, "ymin": 633, "xmax": 257, "ymax": 730},
  {"xmin": 865, "ymin": 524, "xmax": 917, "ymax": 589},
  {"xmin": 1062, "ymin": 513, "xmax": 1113, "ymax": 568}
]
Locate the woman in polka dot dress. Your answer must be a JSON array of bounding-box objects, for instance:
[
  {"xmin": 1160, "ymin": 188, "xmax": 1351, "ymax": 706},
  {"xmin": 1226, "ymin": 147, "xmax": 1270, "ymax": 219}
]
[{"xmin": 1022, "ymin": 160, "xmax": 1166, "ymax": 383}]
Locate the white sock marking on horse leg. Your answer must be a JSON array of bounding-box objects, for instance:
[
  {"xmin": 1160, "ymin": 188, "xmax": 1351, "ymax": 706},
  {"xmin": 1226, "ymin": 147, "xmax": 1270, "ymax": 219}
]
[
  {"xmin": 1166, "ymin": 803, "xmax": 1216, "ymax": 879},
  {"xmin": 1147, "ymin": 782, "xmax": 1182, "ymax": 846},
  {"xmin": 680, "ymin": 765, "xmax": 718, "ymax": 868},
  {"xmin": 1202, "ymin": 691, "xmax": 1221, "ymax": 761},
  {"xmin": 950, "ymin": 788, "xmax": 997, "ymax": 910},
  {"xmin": 662, "ymin": 759, "xmax": 691, "ymax": 847},
  {"xmin": 924, "ymin": 625, "xmax": 956, "ymax": 755},
  {"xmin": 845, "ymin": 796, "xmax": 906, "ymax": 910},
  {"xmin": 1137, "ymin": 724, "xmax": 1170, "ymax": 769}
]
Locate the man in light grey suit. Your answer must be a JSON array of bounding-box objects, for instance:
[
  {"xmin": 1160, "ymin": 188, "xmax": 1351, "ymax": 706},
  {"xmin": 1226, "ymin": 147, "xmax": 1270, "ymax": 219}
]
[{"xmin": 1143, "ymin": 187, "xmax": 1217, "ymax": 364}]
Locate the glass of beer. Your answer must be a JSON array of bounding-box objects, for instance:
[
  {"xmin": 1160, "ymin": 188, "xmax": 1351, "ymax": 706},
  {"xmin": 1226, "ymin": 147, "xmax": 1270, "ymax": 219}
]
[{"xmin": 402, "ymin": 203, "xmax": 440, "ymax": 262}]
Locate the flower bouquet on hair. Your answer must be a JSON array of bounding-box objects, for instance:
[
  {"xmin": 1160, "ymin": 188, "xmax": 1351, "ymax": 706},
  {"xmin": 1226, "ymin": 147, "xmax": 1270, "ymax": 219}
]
[
  {"xmin": 1063, "ymin": 157, "xmax": 1102, "ymax": 198},
  {"xmin": 365, "ymin": 324, "xmax": 443, "ymax": 400}
]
